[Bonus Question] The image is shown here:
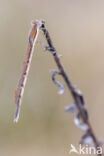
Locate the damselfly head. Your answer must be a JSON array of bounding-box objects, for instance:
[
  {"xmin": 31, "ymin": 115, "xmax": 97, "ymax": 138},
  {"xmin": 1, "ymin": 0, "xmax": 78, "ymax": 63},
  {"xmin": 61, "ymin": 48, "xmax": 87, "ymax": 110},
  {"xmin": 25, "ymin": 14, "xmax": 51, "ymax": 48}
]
[
  {"xmin": 31, "ymin": 20, "xmax": 38, "ymax": 25},
  {"xmin": 31, "ymin": 20, "xmax": 43, "ymax": 27}
]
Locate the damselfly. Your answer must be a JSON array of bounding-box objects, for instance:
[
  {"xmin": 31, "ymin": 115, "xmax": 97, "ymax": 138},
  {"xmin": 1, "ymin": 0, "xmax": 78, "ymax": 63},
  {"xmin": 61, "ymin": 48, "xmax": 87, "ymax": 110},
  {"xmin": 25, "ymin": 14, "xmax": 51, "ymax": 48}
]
[{"xmin": 14, "ymin": 20, "xmax": 42, "ymax": 122}]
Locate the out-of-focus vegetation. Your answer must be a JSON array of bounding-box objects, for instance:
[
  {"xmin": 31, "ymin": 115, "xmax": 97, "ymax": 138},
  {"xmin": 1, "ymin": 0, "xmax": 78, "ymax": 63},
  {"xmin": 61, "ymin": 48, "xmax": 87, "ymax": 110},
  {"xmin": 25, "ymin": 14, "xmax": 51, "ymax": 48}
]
[{"xmin": 0, "ymin": 0, "xmax": 104, "ymax": 155}]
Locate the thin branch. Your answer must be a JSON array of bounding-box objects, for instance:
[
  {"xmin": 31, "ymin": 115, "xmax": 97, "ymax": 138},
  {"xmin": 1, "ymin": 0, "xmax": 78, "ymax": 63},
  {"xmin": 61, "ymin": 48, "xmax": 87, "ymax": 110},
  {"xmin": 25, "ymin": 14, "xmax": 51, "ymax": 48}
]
[{"xmin": 40, "ymin": 21, "xmax": 102, "ymax": 155}]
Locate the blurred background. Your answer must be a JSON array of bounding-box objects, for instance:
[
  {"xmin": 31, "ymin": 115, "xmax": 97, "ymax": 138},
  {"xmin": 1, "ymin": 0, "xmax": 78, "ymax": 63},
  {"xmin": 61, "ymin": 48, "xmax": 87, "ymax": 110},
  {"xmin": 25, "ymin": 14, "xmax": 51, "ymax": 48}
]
[{"xmin": 0, "ymin": 0, "xmax": 104, "ymax": 155}]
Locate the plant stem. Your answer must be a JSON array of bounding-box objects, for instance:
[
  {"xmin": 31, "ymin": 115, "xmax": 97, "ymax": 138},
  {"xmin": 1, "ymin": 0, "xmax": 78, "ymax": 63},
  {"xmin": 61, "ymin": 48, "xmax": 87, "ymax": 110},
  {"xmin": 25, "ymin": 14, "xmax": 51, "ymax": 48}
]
[{"xmin": 41, "ymin": 21, "xmax": 102, "ymax": 156}]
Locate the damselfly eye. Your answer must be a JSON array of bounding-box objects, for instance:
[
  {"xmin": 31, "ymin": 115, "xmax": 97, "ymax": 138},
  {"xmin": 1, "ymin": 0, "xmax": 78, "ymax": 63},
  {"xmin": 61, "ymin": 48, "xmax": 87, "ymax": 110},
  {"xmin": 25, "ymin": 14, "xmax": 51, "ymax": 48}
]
[{"xmin": 31, "ymin": 20, "xmax": 38, "ymax": 25}]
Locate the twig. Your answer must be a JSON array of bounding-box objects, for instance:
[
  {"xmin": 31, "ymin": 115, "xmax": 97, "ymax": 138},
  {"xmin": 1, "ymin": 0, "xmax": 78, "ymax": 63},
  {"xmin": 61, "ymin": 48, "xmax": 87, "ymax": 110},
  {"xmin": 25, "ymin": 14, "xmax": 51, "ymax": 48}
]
[{"xmin": 40, "ymin": 21, "xmax": 102, "ymax": 155}]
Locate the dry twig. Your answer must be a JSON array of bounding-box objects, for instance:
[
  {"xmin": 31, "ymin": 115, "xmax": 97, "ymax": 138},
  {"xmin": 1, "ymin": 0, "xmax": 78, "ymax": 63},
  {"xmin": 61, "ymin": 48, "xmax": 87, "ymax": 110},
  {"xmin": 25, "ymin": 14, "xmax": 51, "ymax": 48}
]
[{"xmin": 40, "ymin": 21, "xmax": 102, "ymax": 155}]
